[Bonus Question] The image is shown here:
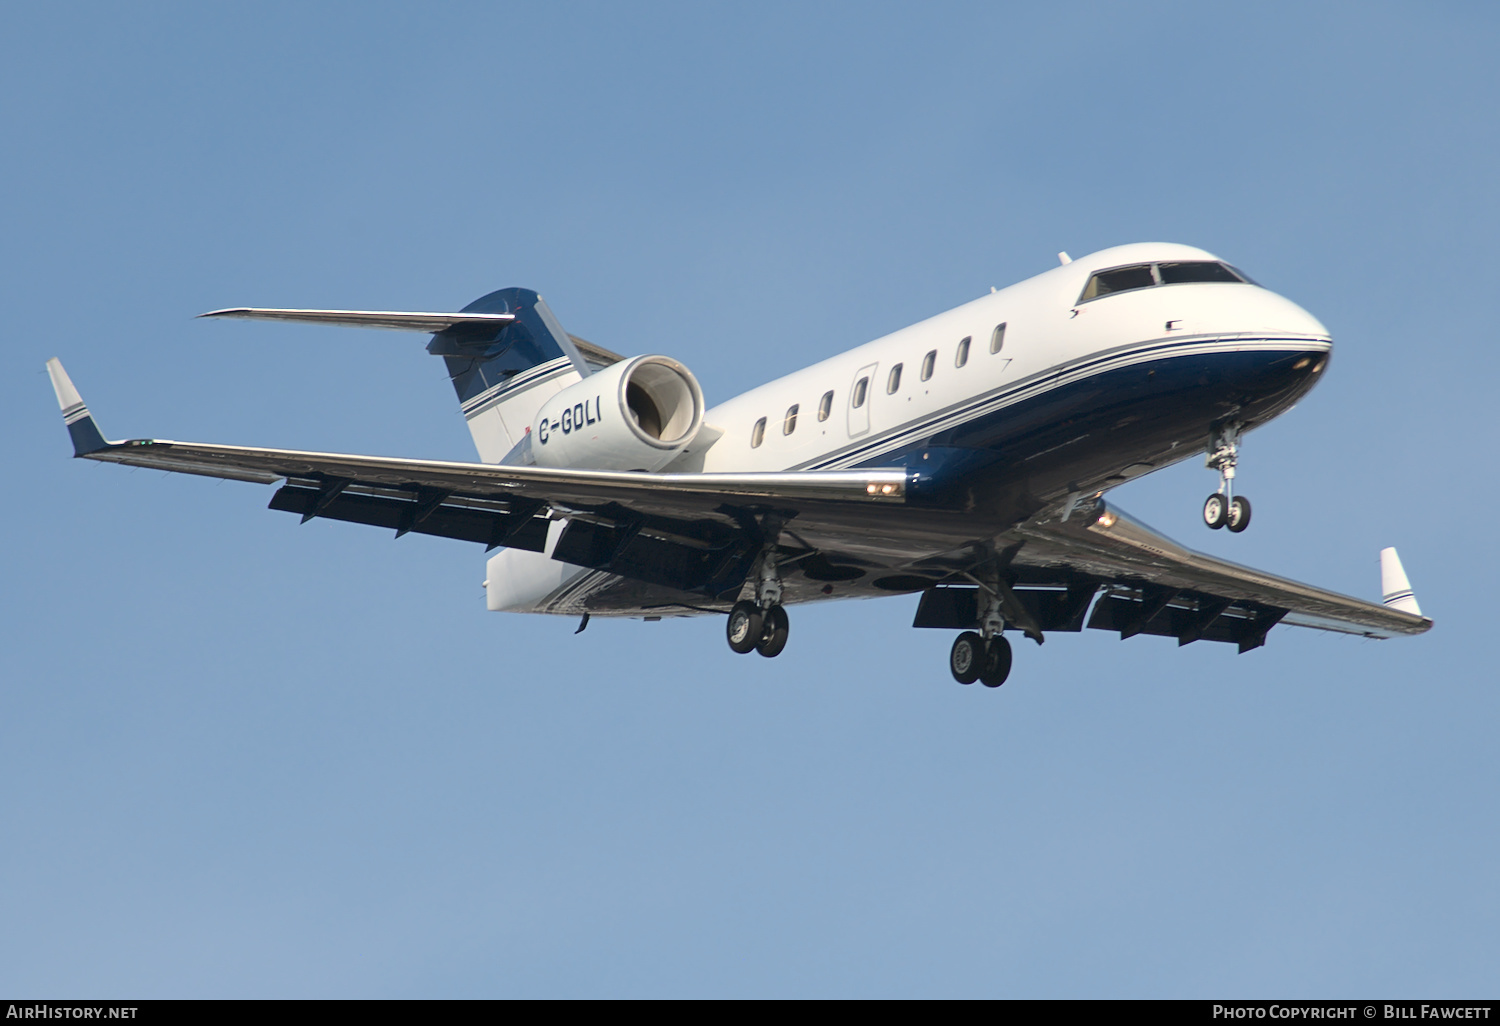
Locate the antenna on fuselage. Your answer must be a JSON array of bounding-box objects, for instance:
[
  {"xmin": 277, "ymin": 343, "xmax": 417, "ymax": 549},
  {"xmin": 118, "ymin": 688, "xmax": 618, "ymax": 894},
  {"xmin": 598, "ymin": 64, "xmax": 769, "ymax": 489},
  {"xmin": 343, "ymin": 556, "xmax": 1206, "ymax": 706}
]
[{"xmin": 1057, "ymin": 252, "xmax": 1072, "ymax": 265}]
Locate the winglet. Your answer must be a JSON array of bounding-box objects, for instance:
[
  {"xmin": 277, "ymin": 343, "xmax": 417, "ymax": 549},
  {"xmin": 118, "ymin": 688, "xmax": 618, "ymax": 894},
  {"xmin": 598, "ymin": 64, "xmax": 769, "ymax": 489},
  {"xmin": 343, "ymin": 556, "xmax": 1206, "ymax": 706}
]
[
  {"xmin": 1380, "ymin": 547, "xmax": 1422, "ymax": 616},
  {"xmin": 46, "ymin": 358, "xmax": 110, "ymax": 455}
]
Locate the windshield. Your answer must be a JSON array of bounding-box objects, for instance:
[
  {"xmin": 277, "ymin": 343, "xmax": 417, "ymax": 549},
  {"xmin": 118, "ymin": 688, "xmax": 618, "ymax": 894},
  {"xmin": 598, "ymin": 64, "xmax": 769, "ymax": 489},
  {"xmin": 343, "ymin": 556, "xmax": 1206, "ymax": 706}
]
[{"xmin": 1079, "ymin": 261, "xmax": 1251, "ymax": 304}]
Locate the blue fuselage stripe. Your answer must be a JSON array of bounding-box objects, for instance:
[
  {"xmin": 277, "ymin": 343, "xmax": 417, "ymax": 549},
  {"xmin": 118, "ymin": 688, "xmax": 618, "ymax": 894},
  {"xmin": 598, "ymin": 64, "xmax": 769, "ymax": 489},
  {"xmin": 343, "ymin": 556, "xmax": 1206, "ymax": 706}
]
[{"xmin": 800, "ymin": 336, "xmax": 1325, "ymax": 471}]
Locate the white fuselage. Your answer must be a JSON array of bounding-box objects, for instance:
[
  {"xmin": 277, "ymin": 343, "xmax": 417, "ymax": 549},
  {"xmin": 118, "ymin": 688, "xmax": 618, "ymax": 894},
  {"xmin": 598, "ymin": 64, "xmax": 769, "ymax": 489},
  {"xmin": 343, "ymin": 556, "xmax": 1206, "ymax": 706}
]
[{"xmin": 486, "ymin": 242, "xmax": 1332, "ymax": 615}]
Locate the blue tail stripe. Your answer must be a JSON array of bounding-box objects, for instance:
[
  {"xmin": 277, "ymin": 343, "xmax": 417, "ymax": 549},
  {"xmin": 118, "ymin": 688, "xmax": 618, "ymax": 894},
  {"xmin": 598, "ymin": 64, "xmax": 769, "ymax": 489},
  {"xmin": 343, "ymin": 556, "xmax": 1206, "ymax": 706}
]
[{"xmin": 428, "ymin": 287, "xmax": 584, "ymax": 403}]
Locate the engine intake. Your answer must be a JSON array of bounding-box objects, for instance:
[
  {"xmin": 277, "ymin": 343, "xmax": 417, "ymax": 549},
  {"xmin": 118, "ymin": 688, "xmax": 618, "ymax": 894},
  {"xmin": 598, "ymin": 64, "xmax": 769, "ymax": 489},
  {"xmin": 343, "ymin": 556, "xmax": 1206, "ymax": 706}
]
[{"xmin": 531, "ymin": 355, "xmax": 705, "ymax": 472}]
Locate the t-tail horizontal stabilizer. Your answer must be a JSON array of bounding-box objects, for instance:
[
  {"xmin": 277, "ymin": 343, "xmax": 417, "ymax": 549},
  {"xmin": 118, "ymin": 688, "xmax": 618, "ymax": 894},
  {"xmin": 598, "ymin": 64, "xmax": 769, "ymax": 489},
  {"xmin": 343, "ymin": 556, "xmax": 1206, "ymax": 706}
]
[
  {"xmin": 198, "ymin": 308, "xmax": 519, "ymax": 333},
  {"xmin": 1380, "ymin": 547, "xmax": 1422, "ymax": 616},
  {"xmin": 46, "ymin": 358, "xmax": 108, "ymax": 456}
]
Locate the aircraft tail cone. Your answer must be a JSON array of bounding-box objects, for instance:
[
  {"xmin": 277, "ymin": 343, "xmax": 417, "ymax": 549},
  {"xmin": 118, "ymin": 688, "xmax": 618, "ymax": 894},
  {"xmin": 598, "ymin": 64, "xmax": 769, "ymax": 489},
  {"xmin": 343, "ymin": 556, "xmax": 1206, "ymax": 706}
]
[{"xmin": 1380, "ymin": 547, "xmax": 1422, "ymax": 616}]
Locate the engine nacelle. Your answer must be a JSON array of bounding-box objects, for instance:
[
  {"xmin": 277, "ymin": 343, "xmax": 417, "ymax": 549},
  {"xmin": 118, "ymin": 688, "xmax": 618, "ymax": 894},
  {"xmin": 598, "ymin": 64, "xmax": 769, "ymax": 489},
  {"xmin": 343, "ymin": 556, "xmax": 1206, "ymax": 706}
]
[{"xmin": 530, "ymin": 355, "xmax": 705, "ymax": 471}]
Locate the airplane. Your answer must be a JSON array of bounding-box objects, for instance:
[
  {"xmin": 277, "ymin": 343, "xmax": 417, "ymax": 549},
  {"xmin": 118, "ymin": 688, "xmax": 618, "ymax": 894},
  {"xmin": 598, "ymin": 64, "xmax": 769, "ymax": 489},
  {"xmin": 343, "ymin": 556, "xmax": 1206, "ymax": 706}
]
[{"xmin": 46, "ymin": 242, "xmax": 1431, "ymax": 687}]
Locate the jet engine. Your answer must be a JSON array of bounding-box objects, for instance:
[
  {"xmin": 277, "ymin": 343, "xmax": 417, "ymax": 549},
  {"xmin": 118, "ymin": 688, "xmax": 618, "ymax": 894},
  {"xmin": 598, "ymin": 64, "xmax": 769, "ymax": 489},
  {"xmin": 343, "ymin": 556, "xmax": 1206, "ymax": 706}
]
[{"xmin": 530, "ymin": 355, "xmax": 705, "ymax": 472}]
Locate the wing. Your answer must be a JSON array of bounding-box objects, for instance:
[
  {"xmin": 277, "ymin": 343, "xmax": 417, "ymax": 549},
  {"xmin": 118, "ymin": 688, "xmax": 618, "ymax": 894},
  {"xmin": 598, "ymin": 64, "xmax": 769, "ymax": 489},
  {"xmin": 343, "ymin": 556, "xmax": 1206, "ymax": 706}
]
[
  {"xmin": 906, "ymin": 497, "xmax": 1430, "ymax": 652},
  {"xmin": 46, "ymin": 359, "xmax": 910, "ymax": 599},
  {"xmin": 1010, "ymin": 498, "xmax": 1430, "ymax": 644},
  {"xmin": 48, "ymin": 358, "xmax": 1431, "ymax": 646}
]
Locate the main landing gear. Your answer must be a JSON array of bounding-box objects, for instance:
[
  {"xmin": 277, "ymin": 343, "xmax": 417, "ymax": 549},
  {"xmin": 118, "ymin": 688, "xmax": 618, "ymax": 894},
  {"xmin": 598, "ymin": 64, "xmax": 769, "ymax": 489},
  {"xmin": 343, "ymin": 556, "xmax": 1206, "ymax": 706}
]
[
  {"xmin": 1202, "ymin": 421, "xmax": 1252, "ymax": 533},
  {"xmin": 725, "ymin": 549, "xmax": 790, "ymax": 658},
  {"xmin": 947, "ymin": 572, "xmax": 1016, "ymax": 687}
]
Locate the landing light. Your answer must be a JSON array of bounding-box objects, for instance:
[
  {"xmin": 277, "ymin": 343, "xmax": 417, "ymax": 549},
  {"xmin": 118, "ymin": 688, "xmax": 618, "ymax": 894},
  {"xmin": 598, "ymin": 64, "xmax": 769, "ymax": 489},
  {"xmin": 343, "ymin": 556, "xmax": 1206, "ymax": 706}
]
[
  {"xmin": 1098, "ymin": 512, "xmax": 1118, "ymax": 528},
  {"xmin": 881, "ymin": 483, "xmax": 896, "ymax": 495},
  {"xmin": 867, "ymin": 483, "xmax": 878, "ymax": 494},
  {"xmin": 1293, "ymin": 356, "xmax": 1311, "ymax": 370}
]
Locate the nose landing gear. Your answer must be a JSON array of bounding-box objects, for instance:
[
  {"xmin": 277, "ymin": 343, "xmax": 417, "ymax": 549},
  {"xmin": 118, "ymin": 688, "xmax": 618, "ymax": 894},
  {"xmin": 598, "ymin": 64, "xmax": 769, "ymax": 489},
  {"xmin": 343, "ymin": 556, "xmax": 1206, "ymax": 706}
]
[{"xmin": 1203, "ymin": 421, "xmax": 1252, "ymax": 533}]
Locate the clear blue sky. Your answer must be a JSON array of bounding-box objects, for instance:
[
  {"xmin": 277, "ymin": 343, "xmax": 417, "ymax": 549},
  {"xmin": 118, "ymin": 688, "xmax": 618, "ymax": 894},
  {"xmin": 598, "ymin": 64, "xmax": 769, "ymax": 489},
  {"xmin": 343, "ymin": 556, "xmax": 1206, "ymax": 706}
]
[{"xmin": 2, "ymin": 1, "xmax": 1496, "ymax": 998}]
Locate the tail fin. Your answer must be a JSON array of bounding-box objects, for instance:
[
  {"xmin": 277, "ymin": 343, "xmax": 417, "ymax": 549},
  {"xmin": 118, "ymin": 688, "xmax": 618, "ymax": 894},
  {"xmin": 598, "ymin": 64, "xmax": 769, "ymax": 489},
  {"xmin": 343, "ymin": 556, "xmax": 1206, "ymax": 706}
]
[{"xmin": 428, "ymin": 288, "xmax": 621, "ymax": 462}]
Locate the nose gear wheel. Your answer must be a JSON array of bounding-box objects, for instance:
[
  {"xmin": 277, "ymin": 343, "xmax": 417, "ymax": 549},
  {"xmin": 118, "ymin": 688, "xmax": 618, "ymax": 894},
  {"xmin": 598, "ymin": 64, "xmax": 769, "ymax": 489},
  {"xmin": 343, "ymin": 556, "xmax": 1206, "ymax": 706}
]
[
  {"xmin": 1203, "ymin": 493, "xmax": 1228, "ymax": 529},
  {"xmin": 1226, "ymin": 495, "xmax": 1251, "ymax": 533}
]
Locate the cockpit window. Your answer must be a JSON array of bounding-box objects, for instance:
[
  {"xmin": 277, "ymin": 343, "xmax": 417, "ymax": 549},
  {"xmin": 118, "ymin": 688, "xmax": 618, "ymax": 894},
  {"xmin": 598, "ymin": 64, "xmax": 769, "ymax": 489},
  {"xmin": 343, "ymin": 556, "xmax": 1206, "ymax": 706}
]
[
  {"xmin": 1080, "ymin": 264, "xmax": 1155, "ymax": 301},
  {"xmin": 1078, "ymin": 260, "xmax": 1254, "ymax": 304},
  {"xmin": 1157, "ymin": 261, "xmax": 1245, "ymax": 285}
]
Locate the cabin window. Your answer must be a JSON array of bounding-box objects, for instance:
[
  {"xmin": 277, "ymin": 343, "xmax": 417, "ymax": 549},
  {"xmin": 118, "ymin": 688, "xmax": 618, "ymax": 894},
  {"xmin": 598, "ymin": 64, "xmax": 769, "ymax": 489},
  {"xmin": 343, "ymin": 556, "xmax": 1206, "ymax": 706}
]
[
  {"xmin": 751, "ymin": 417, "xmax": 766, "ymax": 448},
  {"xmin": 1157, "ymin": 261, "xmax": 1246, "ymax": 285},
  {"xmin": 817, "ymin": 390, "xmax": 834, "ymax": 421},
  {"xmin": 920, "ymin": 350, "xmax": 936, "ymax": 381},
  {"xmin": 783, "ymin": 404, "xmax": 799, "ymax": 435},
  {"xmin": 955, "ymin": 336, "xmax": 971, "ymax": 367},
  {"xmin": 990, "ymin": 322, "xmax": 1007, "ymax": 354},
  {"xmin": 1079, "ymin": 264, "xmax": 1156, "ymax": 302},
  {"xmin": 887, "ymin": 363, "xmax": 902, "ymax": 394},
  {"xmin": 852, "ymin": 377, "xmax": 869, "ymax": 409}
]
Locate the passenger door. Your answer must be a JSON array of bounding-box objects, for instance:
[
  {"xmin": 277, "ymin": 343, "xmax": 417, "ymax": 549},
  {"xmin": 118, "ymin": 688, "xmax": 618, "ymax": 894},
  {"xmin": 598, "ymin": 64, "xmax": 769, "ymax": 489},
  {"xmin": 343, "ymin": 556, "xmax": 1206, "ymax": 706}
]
[{"xmin": 847, "ymin": 362, "xmax": 878, "ymax": 438}]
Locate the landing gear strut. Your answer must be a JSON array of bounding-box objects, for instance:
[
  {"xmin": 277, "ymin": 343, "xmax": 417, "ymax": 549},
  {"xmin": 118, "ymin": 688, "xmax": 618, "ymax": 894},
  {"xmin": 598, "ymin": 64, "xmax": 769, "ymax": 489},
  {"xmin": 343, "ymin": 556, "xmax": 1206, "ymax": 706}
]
[
  {"xmin": 725, "ymin": 549, "xmax": 791, "ymax": 658},
  {"xmin": 1203, "ymin": 421, "xmax": 1252, "ymax": 533}
]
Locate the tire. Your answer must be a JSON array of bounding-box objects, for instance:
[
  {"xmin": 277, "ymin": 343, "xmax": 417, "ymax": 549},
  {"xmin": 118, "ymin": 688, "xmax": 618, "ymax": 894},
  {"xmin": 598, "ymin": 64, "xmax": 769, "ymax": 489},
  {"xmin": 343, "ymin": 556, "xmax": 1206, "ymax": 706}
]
[
  {"xmin": 756, "ymin": 604, "xmax": 790, "ymax": 658},
  {"xmin": 979, "ymin": 635, "xmax": 1013, "ymax": 688},
  {"xmin": 1227, "ymin": 495, "xmax": 1252, "ymax": 533},
  {"xmin": 1203, "ymin": 493, "xmax": 1228, "ymax": 529},
  {"xmin": 950, "ymin": 632, "xmax": 984, "ymax": 685},
  {"xmin": 726, "ymin": 600, "xmax": 764, "ymax": 654}
]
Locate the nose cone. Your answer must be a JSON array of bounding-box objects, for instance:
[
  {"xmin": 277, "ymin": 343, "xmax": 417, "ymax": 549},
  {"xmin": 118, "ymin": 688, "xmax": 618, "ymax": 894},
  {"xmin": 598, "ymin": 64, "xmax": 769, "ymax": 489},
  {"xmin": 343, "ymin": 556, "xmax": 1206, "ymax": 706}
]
[
  {"xmin": 1253, "ymin": 288, "xmax": 1331, "ymax": 340},
  {"xmin": 1161, "ymin": 283, "xmax": 1332, "ymax": 341},
  {"xmin": 1222, "ymin": 289, "xmax": 1335, "ymax": 421}
]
